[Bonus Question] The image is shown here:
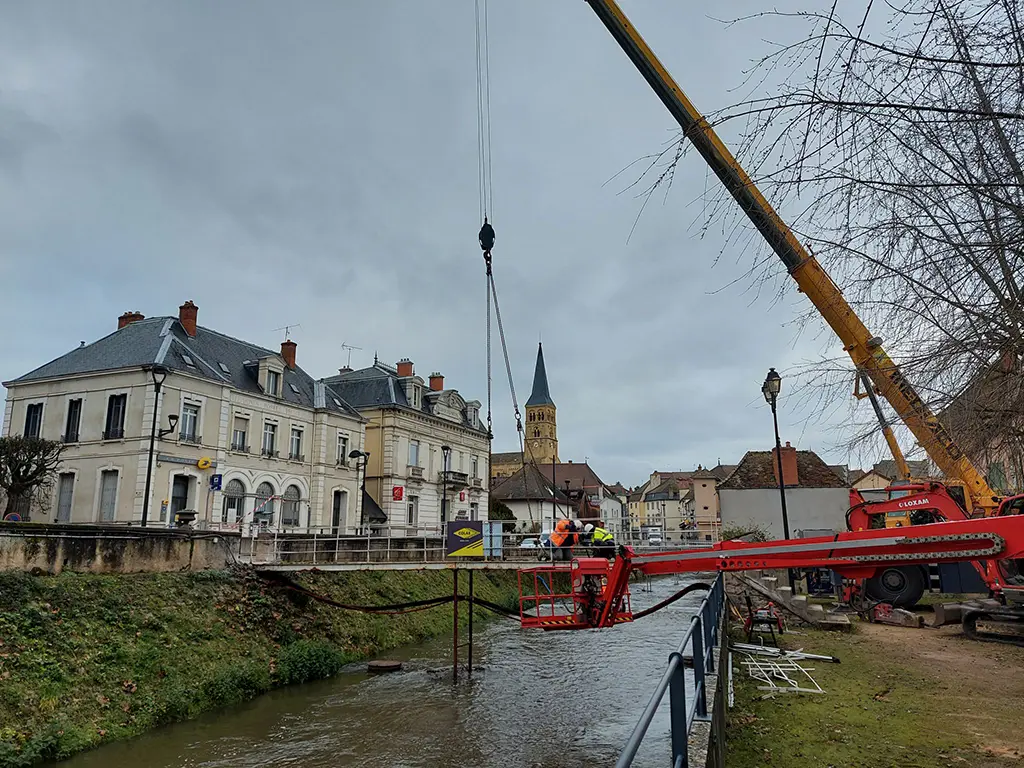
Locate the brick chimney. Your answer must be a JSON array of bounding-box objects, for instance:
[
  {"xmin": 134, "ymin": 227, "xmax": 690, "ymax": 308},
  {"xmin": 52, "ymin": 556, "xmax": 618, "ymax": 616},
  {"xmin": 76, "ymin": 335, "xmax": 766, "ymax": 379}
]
[
  {"xmin": 397, "ymin": 359, "xmax": 414, "ymax": 377},
  {"xmin": 178, "ymin": 301, "xmax": 198, "ymax": 337},
  {"xmin": 281, "ymin": 339, "xmax": 297, "ymax": 369},
  {"xmin": 428, "ymin": 372, "xmax": 444, "ymax": 391},
  {"xmin": 771, "ymin": 441, "xmax": 799, "ymax": 487},
  {"xmin": 117, "ymin": 311, "xmax": 145, "ymax": 329}
]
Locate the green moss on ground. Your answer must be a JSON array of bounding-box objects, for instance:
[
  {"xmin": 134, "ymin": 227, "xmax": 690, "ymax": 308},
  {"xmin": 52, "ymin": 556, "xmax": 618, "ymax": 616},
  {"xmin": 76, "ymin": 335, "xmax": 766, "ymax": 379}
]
[
  {"xmin": 0, "ymin": 567, "xmax": 519, "ymax": 767},
  {"xmin": 725, "ymin": 623, "xmax": 1022, "ymax": 767}
]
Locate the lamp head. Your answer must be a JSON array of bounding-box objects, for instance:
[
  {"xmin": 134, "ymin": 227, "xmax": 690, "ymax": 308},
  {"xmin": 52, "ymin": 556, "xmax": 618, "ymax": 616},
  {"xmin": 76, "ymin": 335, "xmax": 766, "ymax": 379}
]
[{"xmin": 762, "ymin": 367, "xmax": 782, "ymax": 403}]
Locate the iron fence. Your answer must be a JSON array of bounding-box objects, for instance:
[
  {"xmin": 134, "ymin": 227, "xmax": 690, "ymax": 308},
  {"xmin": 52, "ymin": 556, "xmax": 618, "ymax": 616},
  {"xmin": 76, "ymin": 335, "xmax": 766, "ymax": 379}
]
[{"xmin": 616, "ymin": 573, "xmax": 726, "ymax": 768}]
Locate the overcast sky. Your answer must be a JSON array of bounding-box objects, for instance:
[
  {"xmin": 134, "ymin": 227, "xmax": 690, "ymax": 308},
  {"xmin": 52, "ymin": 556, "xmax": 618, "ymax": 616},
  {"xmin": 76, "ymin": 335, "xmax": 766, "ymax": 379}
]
[{"xmin": 0, "ymin": 1, "xmax": 890, "ymax": 487}]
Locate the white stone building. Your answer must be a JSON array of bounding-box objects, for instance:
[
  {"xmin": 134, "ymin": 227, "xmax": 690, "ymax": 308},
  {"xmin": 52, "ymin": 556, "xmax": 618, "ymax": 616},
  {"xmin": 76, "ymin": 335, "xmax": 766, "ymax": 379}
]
[
  {"xmin": 325, "ymin": 358, "xmax": 491, "ymax": 532},
  {"xmin": 2, "ymin": 303, "xmax": 368, "ymax": 532}
]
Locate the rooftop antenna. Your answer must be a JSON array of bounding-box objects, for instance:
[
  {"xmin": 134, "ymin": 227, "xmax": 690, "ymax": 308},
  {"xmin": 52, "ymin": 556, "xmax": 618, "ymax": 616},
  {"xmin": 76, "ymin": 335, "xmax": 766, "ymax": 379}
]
[
  {"xmin": 341, "ymin": 342, "xmax": 362, "ymax": 368},
  {"xmin": 272, "ymin": 323, "xmax": 301, "ymax": 341}
]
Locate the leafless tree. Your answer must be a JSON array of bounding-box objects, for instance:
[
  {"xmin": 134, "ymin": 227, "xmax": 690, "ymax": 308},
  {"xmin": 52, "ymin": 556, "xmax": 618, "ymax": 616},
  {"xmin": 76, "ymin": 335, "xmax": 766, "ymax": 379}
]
[
  {"xmin": 0, "ymin": 436, "xmax": 65, "ymax": 518},
  {"xmin": 631, "ymin": 0, "xmax": 1024, "ymax": 484}
]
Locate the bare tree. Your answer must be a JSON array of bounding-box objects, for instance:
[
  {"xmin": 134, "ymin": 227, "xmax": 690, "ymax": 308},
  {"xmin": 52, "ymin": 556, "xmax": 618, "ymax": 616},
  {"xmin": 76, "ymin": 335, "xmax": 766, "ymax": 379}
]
[
  {"xmin": 0, "ymin": 436, "xmax": 65, "ymax": 518},
  {"xmin": 631, "ymin": 0, "xmax": 1024, "ymax": 483}
]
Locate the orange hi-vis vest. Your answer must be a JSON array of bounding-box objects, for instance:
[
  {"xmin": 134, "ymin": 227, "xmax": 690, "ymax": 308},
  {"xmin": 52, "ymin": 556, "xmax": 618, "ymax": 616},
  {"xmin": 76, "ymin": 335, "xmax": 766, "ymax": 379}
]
[{"xmin": 551, "ymin": 518, "xmax": 572, "ymax": 547}]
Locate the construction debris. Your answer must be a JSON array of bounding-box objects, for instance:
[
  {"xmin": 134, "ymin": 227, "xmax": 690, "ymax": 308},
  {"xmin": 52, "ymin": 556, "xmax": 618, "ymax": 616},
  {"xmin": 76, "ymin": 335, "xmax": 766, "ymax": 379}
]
[{"xmin": 739, "ymin": 653, "xmax": 825, "ymax": 695}]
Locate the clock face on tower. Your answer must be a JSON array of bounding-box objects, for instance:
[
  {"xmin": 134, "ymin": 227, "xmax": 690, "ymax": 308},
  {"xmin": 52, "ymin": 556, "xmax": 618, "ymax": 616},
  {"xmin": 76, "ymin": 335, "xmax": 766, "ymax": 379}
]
[{"xmin": 532, "ymin": 440, "xmax": 541, "ymax": 450}]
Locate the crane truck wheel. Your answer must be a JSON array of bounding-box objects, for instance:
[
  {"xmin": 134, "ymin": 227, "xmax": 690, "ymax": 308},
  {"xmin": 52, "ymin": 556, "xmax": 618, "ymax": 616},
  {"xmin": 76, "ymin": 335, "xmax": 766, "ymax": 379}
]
[{"xmin": 864, "ymin": 566, "xmax": 925, "ymax": 607}]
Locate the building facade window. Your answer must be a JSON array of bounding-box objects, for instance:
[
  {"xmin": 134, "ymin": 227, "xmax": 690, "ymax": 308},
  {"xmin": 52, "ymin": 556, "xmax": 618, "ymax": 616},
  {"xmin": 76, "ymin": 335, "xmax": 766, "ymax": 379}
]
[
  {"xmin": 56, "ymin": 472, "xmax": 75, "ymax": 523},
  {"xmin": 282, "ymin": 484, "xmax": 301, "ymax": 527},
  {"xmin": 407, "ymin": 495, "xmax": 419, "ymax": 526},
  {"xmin": 262, "ymin": 422, "xmax": 277, "ymax": 456},
  {"xmin": 254, "ymin": 482, "xmax": 275, "ymax": 523},
  {"xmin": 98, "ymin": 469, "xmax": 118, "ymax": 522},
  {"xmin": 471, "ymin": 455, "xmax": 478, "ymax": 479},
  {"xmin": 24, "ymin": 403, "xmax": 43, "ymax": 438},
  {"xmin": 222, "ymin": 479, "xmax": 246, "ymax": 523},
  {"xmin": 104, "ymin": 394, "xmax": 127, "ymax": 439},
  {"xmin": 266, "ymin": 370, "xmax": 280, "ymax": 397},
  {"xmin": 180, "ymin": 403, "xmax": 200, "ymax": 442},
  {"xmin": 337, "ymin": 433, "xmax": 349, "ymax": 465},
  {"xmin": 470, "ymin": 502, "xmax": 479, "ymax": 521},
  {"xmin": 64, "ymin": 399, "xmax": 82, "ymax": 443},
  {"xmin": 332, "ymin": 489, "xmax": 347, "ymax": 531},
  {"xmin": 232, "ymin": 417, "xmax": 248, "ymax": 451},
  {"xmin": 408, "ymin": 440, "xmax": 420, "ymax": 467},
  {"xmin": 290, "ymin": 428, "xmax": 303, "ymax": 460}
]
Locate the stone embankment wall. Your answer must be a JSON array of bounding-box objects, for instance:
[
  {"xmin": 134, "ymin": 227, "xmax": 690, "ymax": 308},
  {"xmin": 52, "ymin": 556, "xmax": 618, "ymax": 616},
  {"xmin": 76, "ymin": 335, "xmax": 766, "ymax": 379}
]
[{"xmin": 0, "ymin": 523, "xmax": 236, "ymax": 574}]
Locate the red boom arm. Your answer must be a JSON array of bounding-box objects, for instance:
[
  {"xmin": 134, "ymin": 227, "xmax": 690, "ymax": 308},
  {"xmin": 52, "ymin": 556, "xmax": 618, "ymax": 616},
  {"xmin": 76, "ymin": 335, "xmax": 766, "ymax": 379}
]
[{"xmin": 518, "ymin": 516, "xmax": 1024, "ymax": 630}]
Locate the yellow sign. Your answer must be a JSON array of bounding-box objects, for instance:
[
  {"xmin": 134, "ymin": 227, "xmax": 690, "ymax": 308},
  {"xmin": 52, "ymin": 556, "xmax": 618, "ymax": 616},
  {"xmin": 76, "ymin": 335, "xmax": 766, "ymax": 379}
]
[
  {"xmin": 453, "ymin": 527, "xmax": 478, "ymax": 539},
  {"xmin": 197, "ymin": 457, "xmax": 212, "ymax": 470}
]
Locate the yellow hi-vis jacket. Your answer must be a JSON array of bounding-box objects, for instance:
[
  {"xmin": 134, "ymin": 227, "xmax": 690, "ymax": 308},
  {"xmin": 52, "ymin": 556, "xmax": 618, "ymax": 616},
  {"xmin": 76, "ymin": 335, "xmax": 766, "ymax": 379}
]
[{"xmin": 592, "ymin": 527, "xmax": 614, "ymax": 544}]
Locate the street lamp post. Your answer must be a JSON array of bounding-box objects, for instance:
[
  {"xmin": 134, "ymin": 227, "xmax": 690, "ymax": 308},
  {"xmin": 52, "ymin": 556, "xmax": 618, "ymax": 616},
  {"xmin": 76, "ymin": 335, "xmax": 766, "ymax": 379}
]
[
  {"xmin": 142, "ymin": 366, "xmax": 179, "ymax": 527},
  {"xmin": 440, "ymin": 445, "xmax": 451, "ymax": 531},
  {"xmin": 349, "ymin": 449, "xmax": 370, "ymax": 533},
  {"xmin": 564, "ymin": 479, "xmax": 571, "ymax": 519},
  {"xmin": 762, "ymin": 367, "xmax": 794, "ymax": 592}
]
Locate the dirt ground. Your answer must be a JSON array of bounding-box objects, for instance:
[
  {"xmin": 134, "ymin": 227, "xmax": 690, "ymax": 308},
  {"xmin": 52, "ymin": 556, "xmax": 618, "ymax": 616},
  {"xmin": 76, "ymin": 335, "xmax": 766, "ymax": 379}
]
[
  {"xmin": 726, "ymin": 611, "xmax": 1024, "ymax": 767},
  {"xmin": 859, "ymin": 620, "xmax": 1024, "ymax": 764}
]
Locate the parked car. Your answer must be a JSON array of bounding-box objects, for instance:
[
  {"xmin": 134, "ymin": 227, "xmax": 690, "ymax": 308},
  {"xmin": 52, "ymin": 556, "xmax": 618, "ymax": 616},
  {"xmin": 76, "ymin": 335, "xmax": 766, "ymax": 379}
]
[{"xmin": 647, "ymin": 535, "xmax": 664, "ymax": 547}]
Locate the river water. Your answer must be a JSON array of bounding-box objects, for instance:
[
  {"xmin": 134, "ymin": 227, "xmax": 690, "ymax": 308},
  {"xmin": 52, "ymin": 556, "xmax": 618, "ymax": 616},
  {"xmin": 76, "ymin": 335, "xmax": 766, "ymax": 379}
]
[{"xmin": 47, "ymin": 575, "xmax": 707, "ymax": 768}]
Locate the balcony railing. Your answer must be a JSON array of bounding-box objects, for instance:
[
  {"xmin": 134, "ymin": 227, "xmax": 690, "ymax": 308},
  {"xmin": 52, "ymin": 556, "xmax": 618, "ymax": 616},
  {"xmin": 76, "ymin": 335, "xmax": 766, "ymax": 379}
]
[
  {"xmin": 408, "ymin": 465, "xmax": 424, "ymax": 479},
  {"xmin": 61, "ymin": 432, "xmax": 79, "ymax": 444},
  {"xmin": 471, "ymin": 477, "xmax": 483, "ymax": 488},
  {"xmin": 230, "ymin": 442, "xmax": 250, "ymax": 453},
  {"xmin": 438, "ymin": 470, "xmax": 469, "ymax": 487},
  {"xmin": 103, "ymin": 428, "xmax": 124, "ymax": 440},
  {"xmin": 289, "ymin": 452, "xmax": 305, "ymax": 462},
  {"xmin": 179, "ymin": 432, "xmax": 202, "ymax": 445},
  {"xmin": 261, "ymin": 447, "xmax": 279, "ymax": 458}
]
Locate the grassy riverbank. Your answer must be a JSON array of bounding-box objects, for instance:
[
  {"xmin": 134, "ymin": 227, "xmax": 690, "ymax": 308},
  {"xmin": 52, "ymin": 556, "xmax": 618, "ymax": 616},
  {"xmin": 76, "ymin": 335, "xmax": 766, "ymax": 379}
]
[
  {"xmin": 0, "ymin": 567, "xmax": 519, "ymax": 767},
  {"xmin": 725, "ymin": 621, "xmax": 1024, "ymax": 767}
]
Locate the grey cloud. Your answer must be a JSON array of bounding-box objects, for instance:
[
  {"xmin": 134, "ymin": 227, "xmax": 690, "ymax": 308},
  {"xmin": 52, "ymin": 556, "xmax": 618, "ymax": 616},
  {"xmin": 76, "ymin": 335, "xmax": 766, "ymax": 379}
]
[{"xmin": 0, "ymin": 1, "xmax": 878, "ymax": 485}]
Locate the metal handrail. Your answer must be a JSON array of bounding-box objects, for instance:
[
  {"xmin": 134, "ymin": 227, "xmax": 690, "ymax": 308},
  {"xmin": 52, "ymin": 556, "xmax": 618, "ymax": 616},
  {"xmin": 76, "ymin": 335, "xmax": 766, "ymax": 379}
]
[{"xmin": 616, "ymin": 573, "xmax": 725, "ymax": 768}]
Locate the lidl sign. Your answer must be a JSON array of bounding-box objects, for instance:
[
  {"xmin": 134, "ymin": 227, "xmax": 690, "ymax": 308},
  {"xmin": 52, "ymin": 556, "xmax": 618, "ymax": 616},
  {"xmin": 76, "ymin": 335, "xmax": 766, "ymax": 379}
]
[{"xmin": 445, "ymin": 520, "xmax": 484, "ymax": 557}]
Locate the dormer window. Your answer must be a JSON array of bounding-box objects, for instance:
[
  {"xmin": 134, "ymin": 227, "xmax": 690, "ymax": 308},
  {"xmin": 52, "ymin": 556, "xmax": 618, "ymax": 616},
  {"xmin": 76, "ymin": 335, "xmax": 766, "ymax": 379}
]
[{"xmin": 266, "ymin": 369, "xmax": 280, "ymax": 397}]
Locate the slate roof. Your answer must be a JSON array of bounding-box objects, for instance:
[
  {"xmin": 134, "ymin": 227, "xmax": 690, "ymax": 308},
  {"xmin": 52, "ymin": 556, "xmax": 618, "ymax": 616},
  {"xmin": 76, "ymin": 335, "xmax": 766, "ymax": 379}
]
[
  {"xmin": 325, "ymin": 363, "xmax": 487, "ymax": 435},
  {"xmin": 607, "ymin": 483, "xmax": 628, "ymax": 496},
  {"xmin": 872, "ymin": 459, "xmax": 932, "ymax": 480},
  {"xmin": 362, "ymin": 490, "xmax": 387, "ymax": 523},
  {"xmin": 718, "ymin": 450, "xmax": 850, "ymax": 490},
  {"xmin": 4, "ymin": 316, "xmax": 362, "ymax": 419},
  {"xmin": 491, "ymin": 463, "xmax": 570, "ymax": 502},
  {"xmin": 525, "ymin": 343, "xmax": 554, "ymax": 407},
  {"xmin": 491, "ymin": 451, "xmax": 524, "ymax": 465}
]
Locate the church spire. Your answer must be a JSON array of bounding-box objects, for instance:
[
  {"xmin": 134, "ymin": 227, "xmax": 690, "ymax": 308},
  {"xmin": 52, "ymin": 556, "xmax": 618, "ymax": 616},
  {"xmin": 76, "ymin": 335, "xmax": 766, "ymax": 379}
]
[{"xmin": 526, "ymin": 342, "xmax": 554, "ymax": 407}]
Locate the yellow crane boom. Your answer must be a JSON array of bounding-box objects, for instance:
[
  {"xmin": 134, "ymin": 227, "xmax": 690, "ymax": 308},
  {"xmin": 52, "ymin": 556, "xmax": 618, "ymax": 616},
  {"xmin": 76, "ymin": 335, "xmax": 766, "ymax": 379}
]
[{"xmin": 585, "ymin": 0, "xmax": 999, "ymax": 513}]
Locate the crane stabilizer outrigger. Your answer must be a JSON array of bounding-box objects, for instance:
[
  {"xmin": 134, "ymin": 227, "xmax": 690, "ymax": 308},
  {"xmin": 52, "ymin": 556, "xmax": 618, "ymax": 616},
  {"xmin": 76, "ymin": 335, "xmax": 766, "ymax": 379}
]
[{"xmin": 518, "ymin": 516, "xmax": 1024, "ymax": 634}]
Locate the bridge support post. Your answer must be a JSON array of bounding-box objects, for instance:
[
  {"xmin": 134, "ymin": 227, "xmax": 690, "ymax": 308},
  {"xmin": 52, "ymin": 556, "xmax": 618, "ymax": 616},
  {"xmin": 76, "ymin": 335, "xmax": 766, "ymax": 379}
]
[
  {"xmin": 468, "ymin": 570, "xmax": 474, "ymax": 677},
  {"xmin": 452, "ymin": 568, "xmax": 459, "ymax": 684}
]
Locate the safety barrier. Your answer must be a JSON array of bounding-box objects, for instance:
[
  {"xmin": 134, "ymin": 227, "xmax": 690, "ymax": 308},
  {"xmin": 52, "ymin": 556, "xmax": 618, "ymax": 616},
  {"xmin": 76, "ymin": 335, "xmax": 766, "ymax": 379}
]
[
  {"xmin": 616, "ymin": 573, "xmax": 726, "ymax": 768},
  {"xmin": 227, "ymin": 525, "xmax": 716, "ymax": 567}
]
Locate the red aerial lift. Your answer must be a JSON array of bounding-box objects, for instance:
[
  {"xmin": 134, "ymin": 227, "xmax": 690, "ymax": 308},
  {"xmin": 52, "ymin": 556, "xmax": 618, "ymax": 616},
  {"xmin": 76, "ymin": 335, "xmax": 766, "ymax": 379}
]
[{"xmin": 519, "ymin": 515, "xmax": 1024, "ymax": 639}]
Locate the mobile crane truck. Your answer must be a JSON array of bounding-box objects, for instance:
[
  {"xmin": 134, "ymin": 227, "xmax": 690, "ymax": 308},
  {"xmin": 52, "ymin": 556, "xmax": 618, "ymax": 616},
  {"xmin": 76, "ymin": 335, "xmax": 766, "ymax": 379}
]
[{"xmin": 512, "ymin": 0, "xmax": 1024, "ymax": 641}]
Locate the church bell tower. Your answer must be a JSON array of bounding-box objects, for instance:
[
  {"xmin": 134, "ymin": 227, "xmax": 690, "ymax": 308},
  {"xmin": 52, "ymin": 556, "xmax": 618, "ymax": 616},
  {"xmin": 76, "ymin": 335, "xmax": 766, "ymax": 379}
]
[{"xmin": 525, "ymin": 342, "xmax": 558, "ymax": 465}]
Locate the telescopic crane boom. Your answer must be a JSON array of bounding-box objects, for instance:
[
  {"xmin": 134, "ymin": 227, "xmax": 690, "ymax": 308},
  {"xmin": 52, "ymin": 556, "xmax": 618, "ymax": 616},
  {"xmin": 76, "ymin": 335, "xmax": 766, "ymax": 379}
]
[{"xmin": 583, "ymin": 1, "xmax": 999, "ymax": 514}]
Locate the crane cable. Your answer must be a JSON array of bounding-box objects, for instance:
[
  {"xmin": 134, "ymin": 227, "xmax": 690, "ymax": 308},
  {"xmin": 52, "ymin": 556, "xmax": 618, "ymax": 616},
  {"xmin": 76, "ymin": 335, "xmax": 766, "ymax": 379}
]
[{"xmin": 476, "ymin": 0, "xmax": 537, "ymax": 528}]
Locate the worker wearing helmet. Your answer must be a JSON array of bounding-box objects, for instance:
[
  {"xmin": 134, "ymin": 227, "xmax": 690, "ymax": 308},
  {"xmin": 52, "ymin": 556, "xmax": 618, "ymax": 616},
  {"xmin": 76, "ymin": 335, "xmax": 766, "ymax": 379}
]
[
  {"xmin": 550, "ymin": 518, "xmax": 576, "ymax": 562},
  {"xmin": 590, "ymin": 521, "xmax": 615, "ymax": 559}
]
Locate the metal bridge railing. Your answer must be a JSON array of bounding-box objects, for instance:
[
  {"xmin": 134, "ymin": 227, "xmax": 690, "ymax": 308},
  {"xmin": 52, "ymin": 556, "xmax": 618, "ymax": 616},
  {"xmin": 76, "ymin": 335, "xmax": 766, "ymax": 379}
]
[{"xmin": 616, "ymin": 573, "xmax": 726, "ymax": 768}]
